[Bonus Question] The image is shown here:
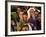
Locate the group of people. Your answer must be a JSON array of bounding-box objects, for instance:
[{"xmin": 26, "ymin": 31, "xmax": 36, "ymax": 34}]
[{"xmin": 11, "ymin": 6, "xmax": 41, "ymax": 31}]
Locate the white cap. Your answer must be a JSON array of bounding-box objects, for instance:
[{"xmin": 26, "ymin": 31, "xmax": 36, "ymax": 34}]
[{"xmin": 37, "ymin": 9, "xmax": 40, "ymax": 12}]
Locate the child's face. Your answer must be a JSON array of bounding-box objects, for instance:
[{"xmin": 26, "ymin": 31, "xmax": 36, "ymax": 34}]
[
  {"xmin": 35, "ymin": 12, "xmax": 38, "ymax": 17},
  {"xmin": 22, "ymin": 26, "xmax": 29, "ymax": 31}
]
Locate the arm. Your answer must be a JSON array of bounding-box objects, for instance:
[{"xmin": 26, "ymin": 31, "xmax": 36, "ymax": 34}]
[{"xmin": 27, "ymin": 8, "xmax": 31, "ymax": 19}]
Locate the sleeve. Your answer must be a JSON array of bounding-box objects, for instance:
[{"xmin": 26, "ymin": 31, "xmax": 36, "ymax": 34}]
[
  {"xmin": 27, "ymin": 23, "xmax": 32, "ymax": 31},
  {"xmin": 16, "ymin": 22, "xmax": 21, "ymax": 31}
]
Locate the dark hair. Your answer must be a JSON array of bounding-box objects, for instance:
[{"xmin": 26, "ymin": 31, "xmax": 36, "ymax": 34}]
[
  {"xmin": 23, "ymin": 12, "xmax": 28, "ymax": 15},
  {"xmin": 20, "ymin": 25, "xmax": 29, "ymax": 31},
  {"xmin": 23, "ymin": 25, "xmax": 29, "ymax": 28},
  {"xmin": 35, "ymin": 10, "xmax": 41, "ymax": 14},
  {"xmin": 34, "ymin": 10, "xmax": 39, "ymax": 12},
  {"xmin": 17, "ymin": 7, "xmax": 24, "ymax": 12},
  {"xmin": 38, "ymin": 12, "xmax": 41, "ymax": 14}
]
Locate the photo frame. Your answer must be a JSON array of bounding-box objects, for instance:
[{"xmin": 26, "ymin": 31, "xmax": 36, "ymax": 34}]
[{"xmin": 5, "ymin": 1, "xmax": 45, "ymax": 36}]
